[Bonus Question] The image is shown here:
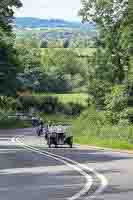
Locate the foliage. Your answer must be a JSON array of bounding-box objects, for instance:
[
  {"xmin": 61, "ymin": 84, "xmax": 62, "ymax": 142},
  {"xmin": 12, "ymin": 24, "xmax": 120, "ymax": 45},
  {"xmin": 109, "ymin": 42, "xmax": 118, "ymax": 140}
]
[
  {"xmin": 0, "ymin": 0, "xmax": 22, "ymax": 32},
  {"xmin": 0, "ymin": 0, "xmax": 22, "ymax": 98},
  {"xmin": 40, "ymin": 40, "xmax": 48, "ymax": 48},
  {"xmin": 88, "ymin": 79, "xmax": 111, "ymax": 109},
  {"xmin": 34, "ymin": 93, "xmax": 88, "ymax": 106},
  {"xmin": 15, "ymin": 18, "xmax": 96, "ymax": 48},
  {"xmin": 71, "ymin": 106, "xmax": 133, "ymax": 149},
  {"xmin": 40, "ymin": 48, "xmax": 89, "ymax": 92},
  {"xmin": 39, "ymin": 113, "xmax": 75, "ymax": 125},
  {"xmin": 0, "ymin": 96, "xmax": 17, "ymax": 110},
  {"xmin": 70, "ymin": 0, "xmax": 133, "ymax": 150},
  {"xmin": 105, "ymin": 85, "xmax": 128, "ymax": 124},
  {"xmin": 0, "ymin": 109, "xmax": 31, "ymax": 128},
  {"xmin": 79, "ymin": 0, "xmax": 129, "ymax": 84},
  {"xmin": 17, "ymin": 94, "xmax": 87, "ymax": 115},
  {"xmin": 79, "ymin": 0, "xmax": 130, "ymax": 123}
]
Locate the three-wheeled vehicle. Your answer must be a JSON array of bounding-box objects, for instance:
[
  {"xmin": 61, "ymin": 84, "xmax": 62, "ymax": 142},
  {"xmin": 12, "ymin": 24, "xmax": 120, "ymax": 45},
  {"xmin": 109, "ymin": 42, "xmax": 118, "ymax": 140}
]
[{"xmin": 46, "ymin": 130, "xmax": 73, "ymax": 148}]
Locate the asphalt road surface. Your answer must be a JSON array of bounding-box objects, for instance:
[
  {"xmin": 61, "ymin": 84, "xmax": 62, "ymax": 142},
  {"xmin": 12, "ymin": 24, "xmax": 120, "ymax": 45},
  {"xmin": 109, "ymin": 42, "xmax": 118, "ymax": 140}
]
[{"xmin": 0, "ymin": 128, "xmax": 133, "ymax": 200}]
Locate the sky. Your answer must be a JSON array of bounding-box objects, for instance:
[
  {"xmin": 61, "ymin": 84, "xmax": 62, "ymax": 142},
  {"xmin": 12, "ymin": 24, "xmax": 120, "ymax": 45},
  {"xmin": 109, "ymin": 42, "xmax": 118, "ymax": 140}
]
[{"xmin": 15, "ymin": 0, "xmax": 81, "ymax": 21}]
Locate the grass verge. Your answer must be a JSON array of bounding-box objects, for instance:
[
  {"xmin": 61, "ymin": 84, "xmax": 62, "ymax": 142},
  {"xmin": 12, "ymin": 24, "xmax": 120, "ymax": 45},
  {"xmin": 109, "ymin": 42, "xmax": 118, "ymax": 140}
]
[
  {"xmin": 74, "ymin": 135, "xmax": 133, "ymax": 150},
  {"xmin": 0, "ymin": 119, "xmax": 31, "ymax": 129},
  {"xmin": 71, "ymin": 107, "xmax": 133, "ymax": 150}
]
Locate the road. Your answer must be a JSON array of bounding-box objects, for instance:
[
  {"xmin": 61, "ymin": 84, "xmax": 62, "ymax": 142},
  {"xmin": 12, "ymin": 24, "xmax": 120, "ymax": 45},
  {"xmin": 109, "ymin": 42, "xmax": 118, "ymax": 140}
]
[{"xmin": 0, "ymin": 128, "xmax": 133, "ymax": 200}]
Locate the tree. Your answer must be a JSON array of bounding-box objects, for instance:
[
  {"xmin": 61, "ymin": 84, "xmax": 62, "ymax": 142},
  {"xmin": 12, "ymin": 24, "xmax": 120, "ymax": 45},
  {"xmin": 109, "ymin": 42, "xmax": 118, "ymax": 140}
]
[
  {"xmin": 0, "ymin": 0, "xmax": 22, "ymax": 98},
  {"xmin": 17, "ymin": 48, "xmax": 43, "ymax": 92},
  {"xmin": 40, "ymin": 49, "xmax": 89, "ymax": 92},
  {"xmin": 40, "ymin": 40, "xmax": 48, "ymax": 48},
  {"xmin": 63, "ymin": 40, "xmax": 69, "ymax": 48},
  {"xmin": 79, "ymin": 0, "xmax": 130, "ymax": 123},
  {"xmin": 79, "ymin": 0, "xmax": 128, "ymax": 84},
  {"xmin": 0, "ymin": 0, "xmax": 22, "ymax": 33}
]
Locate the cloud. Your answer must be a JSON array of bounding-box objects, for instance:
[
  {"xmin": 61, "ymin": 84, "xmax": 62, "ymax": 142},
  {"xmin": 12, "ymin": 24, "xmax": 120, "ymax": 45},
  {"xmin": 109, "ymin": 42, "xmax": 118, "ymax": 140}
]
[{"xmin": 15, "ymin": 0, "xmax": 81, "ymax": 21}]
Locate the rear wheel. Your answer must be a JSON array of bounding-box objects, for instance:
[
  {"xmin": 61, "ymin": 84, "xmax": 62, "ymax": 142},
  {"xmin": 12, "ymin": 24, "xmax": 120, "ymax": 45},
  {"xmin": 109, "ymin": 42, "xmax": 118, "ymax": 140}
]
[
  {"xmin": 68, "ymin": 137, "xmax": 73, "ymax": 148},
  {"xmin": 69, "ymin": 143, "xmax": 73, "ymax": 148},
  {"xmin": 48, "ymin": 138, "xmax": 51, "ymax": 148}
]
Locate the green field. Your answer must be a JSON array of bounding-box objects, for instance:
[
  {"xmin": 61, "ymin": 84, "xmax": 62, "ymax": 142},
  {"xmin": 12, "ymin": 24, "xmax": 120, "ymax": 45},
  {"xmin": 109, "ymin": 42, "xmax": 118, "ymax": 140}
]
[
  {"xmin": 41, "ymin": 48, "xmax": 96, "ymax": 57},
  {"xmin": 15, "ymin": 26, "xmax": 96, "ymax": 48}
]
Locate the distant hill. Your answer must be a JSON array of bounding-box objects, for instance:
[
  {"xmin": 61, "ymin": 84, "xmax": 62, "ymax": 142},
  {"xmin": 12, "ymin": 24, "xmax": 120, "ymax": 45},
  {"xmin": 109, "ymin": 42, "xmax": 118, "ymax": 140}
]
[{"xmin": 15, "ymin": 17, "xmax": 95, "ymax": 30}]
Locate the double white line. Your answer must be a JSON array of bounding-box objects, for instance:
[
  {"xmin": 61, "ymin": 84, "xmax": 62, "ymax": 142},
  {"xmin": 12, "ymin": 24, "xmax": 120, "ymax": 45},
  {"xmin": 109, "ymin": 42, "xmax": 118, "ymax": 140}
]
[{"xmin": 13, "ymin": 136, "xmax": 108, "ymax": 200}]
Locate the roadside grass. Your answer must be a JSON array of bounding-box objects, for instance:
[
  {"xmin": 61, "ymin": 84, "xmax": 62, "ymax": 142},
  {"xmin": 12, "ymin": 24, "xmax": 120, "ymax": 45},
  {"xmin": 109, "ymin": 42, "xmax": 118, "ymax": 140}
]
[
  {"xmin": 71, "ymin": 107, "xmax": 133, "ymax": 150},
  {"xmin": 74, "ymin": 135, "xmax": 133, "ymax": 150},
  {"xmin": 0, "ymin": 119, "xmax": 31, "ymax": 129},
  {"xmin": 0, "ymin": 110, "xmax": 32, "ymax": 129}
]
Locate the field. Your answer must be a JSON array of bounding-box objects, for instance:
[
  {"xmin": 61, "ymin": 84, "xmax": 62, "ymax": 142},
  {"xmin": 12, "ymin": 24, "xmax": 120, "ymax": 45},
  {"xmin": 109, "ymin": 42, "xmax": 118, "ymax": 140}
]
[
  {"xmin": 15, "ymin": 27, "xmax": 96, "ymax": 39},
  {"xmin": 15, "ymin": 26, "xmax": 96, "ymax": 48},
  {"xmin": 41, "ymin": 48, "xmax": 96, "ymax": 57}
]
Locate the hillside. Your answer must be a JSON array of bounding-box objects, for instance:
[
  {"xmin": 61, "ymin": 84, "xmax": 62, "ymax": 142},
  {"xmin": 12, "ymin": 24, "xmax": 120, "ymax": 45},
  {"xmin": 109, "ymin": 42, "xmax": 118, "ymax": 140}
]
[
  {"xmin": 15, "ymin": 17, "xmax": 95, "ymax": 30},
  {"xmin": 14, "ymin": 18, "xmax": 96, "ymax": 48}
]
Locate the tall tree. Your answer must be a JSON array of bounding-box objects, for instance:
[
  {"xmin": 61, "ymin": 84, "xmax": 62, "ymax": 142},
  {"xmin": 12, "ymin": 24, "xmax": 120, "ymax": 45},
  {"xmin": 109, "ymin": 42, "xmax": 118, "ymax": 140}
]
[
  {"xmin": 0, "ymin": 0, "xmax": 22, "ymax": 33},
  {"xmin": 79, "ymin": 0, "xmax": 129, "ymax": 111},
  {"xmin": 0, "ymin": 0, "xmax": 22, "ymax": 97},
  {"xmin": 79, "ymin": 0, "xmax": 128, "ymax": 84}
]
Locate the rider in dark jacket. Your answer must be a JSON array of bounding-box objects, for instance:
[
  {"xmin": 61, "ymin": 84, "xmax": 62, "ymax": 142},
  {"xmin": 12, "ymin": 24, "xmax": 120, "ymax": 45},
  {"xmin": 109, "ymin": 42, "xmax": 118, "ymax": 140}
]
[{"xmin": 37, "ymin": 120, "xmax": 43, "ymax": 136}]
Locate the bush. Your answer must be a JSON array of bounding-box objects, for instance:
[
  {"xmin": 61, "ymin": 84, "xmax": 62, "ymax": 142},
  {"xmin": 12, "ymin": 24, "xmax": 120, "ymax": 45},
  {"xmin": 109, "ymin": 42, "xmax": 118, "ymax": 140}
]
[
  {"xmin": 71, "ymin": 106, "xmax": 133, "ymax": 149},
  {"xmin": 105, "ymin": 85, "xmax": 128, "ymax": 124},
  {"xmin": 0, "ymin": 97, "xmax": 17, "ymax": 110},
  {"xmin": 128, "ymin": 107, "xmax": 133, "ymax": 123},
  {"xmin": 88, "ymin": 80, "xmax": 111, "ymax": 110},
  {"xmin": 17, "ymin": 94, "xmax": 86, "ymax": 116},
  {"xmin": 71, "ymin": 105, "xmax": 107, "ymax": 137},
  {"xmin": 0, "ymin": 110, "xmax": 31, "ymax": 129}
]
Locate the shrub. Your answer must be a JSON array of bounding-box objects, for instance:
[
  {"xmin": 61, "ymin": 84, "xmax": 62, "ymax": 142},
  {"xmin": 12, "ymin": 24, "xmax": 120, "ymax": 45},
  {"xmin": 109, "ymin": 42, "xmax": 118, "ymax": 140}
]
[
  {"xmin": 0, "ymin": 97, "xmax": 17, "ymax": 110},
  {"xmin": 88, "ymin": 80, "xmax": 111, "ymax": 109},
  {"xmin": 71, "ymin": 105, "xmax": 107, "ymax": 137},
  {"xmin": 127, "ymin": 107, "xmax": 133, "ymax": 123},
  {"xmin": 0, "ymin": 110, "xmax": 31, "ymax": 128},
  {"xmin": 17, "ymin": 94, "xmax": 86, "ymax": 116},
  {"xmin": 105, "ymin": 85, "xmax": 128, "ymax": 124}
]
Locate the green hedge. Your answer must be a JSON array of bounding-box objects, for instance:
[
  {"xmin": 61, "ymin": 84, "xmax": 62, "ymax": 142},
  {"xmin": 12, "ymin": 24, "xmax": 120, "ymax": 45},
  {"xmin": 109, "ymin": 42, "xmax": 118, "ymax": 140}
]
[
  {"xmin": 0, "ymin": 118, "xmax": 31, "ymax": 129},
  {"xmin": 18, "ymin": 95, "xmax": 86, "ymax": 116},
  {"xmin": 71, "ymin": 106, "xmax": 133, "ymax": 149},
  {"xmin": 0, "ymin": 110, "xmax": 31, "ymax": 129}
]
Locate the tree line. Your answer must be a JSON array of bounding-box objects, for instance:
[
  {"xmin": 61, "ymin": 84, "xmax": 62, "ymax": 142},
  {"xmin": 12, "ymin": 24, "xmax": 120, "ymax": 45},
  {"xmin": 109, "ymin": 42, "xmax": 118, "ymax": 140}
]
[
  {"xmin": 0, "ymin": 0, "xmax": 132, "ymax": 125},
  {"xmin": 79, "ymin": 0, "xmax": 132, "ymax": 124}
]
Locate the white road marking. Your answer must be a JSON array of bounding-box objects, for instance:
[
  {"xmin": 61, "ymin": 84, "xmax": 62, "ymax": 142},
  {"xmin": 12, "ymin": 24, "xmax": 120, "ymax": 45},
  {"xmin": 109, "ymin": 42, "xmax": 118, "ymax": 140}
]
[
  {"xmin": 0, "ymin": 148, "xmax": 24, "ymax": 151},
  {"xmin": 13, "ymin": 136, "xmax": 108, "ymax": 200},
  {"xmin": 14, "ymin": 136, "xmax": 93, "ymax": 200},
  {"xmin": 0, "ymin": 137, "xmax": 16, "ymax": 146},
  {"xmin": 0, "ymin": 183, "xmax": 83, "ymax": 191},
  {"xmin": 11, "ymin": 137, "xmax": 16, "ymax": 143},
  {"xmin": 0, "ymin": 152, "xmax": 18, "ymax": 154},
  {"xmin": 0, "ymin": 165, "xmax": 87, "ymax": 175}
]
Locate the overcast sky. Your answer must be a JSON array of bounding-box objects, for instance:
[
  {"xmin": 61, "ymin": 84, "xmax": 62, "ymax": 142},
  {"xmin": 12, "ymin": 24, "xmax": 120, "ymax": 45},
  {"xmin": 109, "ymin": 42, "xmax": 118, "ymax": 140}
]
[{"xmin": 15, "ymin": 0, "xmax": 81, "ymax": 21}]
